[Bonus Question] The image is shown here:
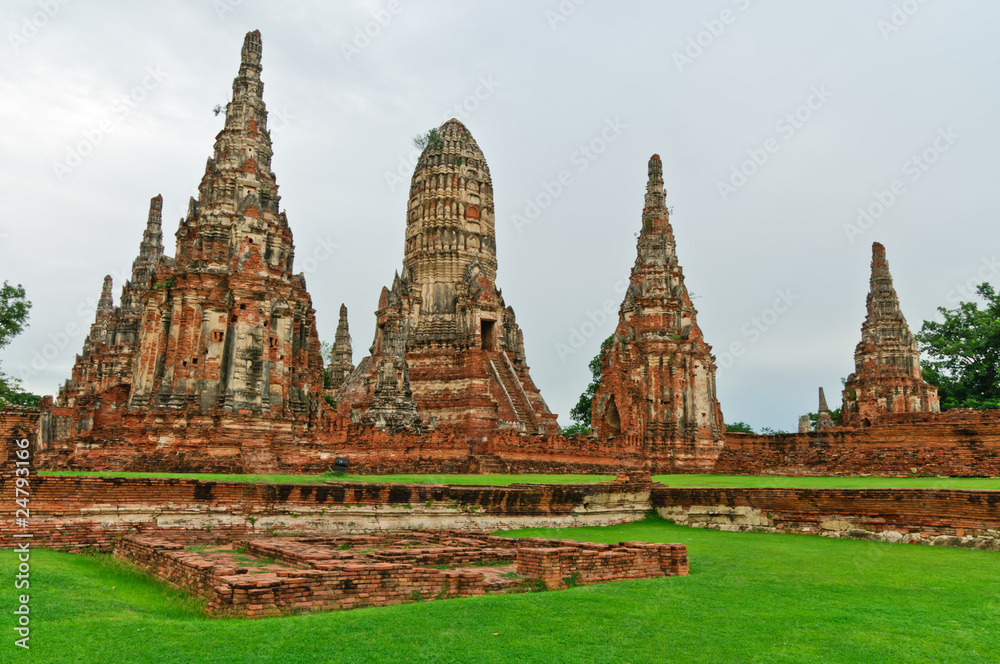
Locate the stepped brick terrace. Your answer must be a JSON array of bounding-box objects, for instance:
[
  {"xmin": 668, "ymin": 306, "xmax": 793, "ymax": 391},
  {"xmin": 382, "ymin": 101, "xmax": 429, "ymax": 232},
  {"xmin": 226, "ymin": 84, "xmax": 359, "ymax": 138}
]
[{"xmin": 116, "ymin": 530, "xmax": 688, "ymax": 618}]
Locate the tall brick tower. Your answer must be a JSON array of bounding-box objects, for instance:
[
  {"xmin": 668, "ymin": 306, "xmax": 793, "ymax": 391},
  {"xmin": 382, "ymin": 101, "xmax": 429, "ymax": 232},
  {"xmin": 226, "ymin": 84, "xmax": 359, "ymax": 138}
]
[
  {"xmin": 58, "ymin": 195, "xmax": 166, "ymax": 409},
  {"xmin": 591, "ymin": 155, "xmax": 724, "ymax": 469},
  {"xmin": 327, "ymin": 304, "xmax": 354, "ymax": 390},
  {"xmin": 841, "ymin": 242, "xmax": 939, "ymax": 426},
  {"xmin": 336, "ymin": 119, "xmax": 557, "ymax": 434},
  {"xmin": 127, "ymin": 30, "xmax": 325, "ymax": 416}
]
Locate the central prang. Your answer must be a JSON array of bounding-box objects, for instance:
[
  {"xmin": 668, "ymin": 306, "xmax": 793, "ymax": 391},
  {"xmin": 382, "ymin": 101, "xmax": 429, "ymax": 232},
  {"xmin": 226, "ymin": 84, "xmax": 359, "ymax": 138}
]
[{"xmin": 334, "ymin": 119, "xmax": 558, "ymax": 436}]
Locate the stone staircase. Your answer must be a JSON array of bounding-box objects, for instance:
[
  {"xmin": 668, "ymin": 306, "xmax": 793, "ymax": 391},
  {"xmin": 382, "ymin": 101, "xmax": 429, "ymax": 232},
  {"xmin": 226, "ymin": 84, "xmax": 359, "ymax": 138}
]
[
  {"xmin": 472, "ymin": 454, "xmax": 509, "ymax": 474},
  {"xmin": 488, "ymin": 351, "xmax": 538, "ymax": 432}
]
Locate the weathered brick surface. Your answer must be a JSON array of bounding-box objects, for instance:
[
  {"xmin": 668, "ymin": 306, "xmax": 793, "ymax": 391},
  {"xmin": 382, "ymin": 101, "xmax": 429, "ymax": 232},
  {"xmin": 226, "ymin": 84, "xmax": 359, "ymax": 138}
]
[
  {"xmin": 716, "ymin": 410, "xmax": 1000, "ymax": 476},
  {"xmin": 0, "ymin": 475, "xmax": 653, "ymax": 550},
  {"xmin": 590, "ymin": 155, "xmax": 725, "ymax": 470},
  {"xmin": 516, "ymin": 540, "xmax": 686, "ymax": 590},
  {"xmin": 653, "ymin": 485, "xmax": 1000, "ymax": 540},
  {"xmin": 114, "ymin": 530, "xmax": 688, "ymax": 618},
  {"xmin": 334, "ymin": 119, "xmax": 558, "ymax": 436},
  {"xmin": 841, "ymin": 242, "xmax": 939, "ymax": 425},
  {"xmin": 36, "ymin": 32, "xmax": 330, "ymax": 469}
]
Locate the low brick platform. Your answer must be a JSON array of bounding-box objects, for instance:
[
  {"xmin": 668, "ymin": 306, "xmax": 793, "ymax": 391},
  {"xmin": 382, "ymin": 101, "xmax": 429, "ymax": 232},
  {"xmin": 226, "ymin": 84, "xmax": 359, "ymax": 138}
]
[{"xmin": 115, "ymin": 530, "xmax": 688, "ymax": 618}]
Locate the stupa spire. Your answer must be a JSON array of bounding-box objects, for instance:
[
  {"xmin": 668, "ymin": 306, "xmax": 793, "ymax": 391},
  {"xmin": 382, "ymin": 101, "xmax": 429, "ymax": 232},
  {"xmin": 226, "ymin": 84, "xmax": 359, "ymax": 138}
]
[
  {"xmin": 328, "ymin": 304, "xmax": 355, "ymax": 390},
  {"xmin": 841, "ymin": 242, "xmax": 940, "ymax": 425},
  {"xmin": 591, "ymin": 155, "xmax": 723, "ymax": 463}
]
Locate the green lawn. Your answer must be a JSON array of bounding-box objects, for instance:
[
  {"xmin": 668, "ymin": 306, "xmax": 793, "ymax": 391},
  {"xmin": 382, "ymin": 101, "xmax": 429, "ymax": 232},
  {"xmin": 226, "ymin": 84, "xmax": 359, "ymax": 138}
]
[
  {"xmin": 2, "ymin": 518, "xmax": 997, "ymax": 663},
  {"xmin": 38, "ymin": 470, "xmax": 1000, "ymax": 490}
]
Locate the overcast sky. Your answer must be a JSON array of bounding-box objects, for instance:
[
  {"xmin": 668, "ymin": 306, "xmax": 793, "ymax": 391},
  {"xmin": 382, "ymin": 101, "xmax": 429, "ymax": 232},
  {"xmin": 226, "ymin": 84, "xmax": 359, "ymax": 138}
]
[{"xmin": 1, "ymin": 1, "xmax": 997, "ymax": 432}]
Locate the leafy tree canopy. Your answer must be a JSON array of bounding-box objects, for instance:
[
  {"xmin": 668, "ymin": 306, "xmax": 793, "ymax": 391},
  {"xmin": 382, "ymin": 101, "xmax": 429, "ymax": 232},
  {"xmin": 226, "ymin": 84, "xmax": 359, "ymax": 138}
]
[
  {"xmin": 561, "ymin": 421, "xmax": 590, "ymax": 436},
  {"xmin": 0, "ymin": 281, "xmax": 30, "ymax": 350},
  {"xmin": 807, "ymin": 408, "xmax": 841, "ymax": 428},
  {"xmin": 916, "ymin": 283, "xmax": 1000, "ymax": 410},
  {"xmin": 725, "ymin": 421, "xmax": 754, "ymax": 434},
  {"xmin": 569, "ymin": 335, "xmax": 614, "ymax": 425},
  {"xmin": 0, "ymin": 282, "xmax": 41, "ymax": 407}
]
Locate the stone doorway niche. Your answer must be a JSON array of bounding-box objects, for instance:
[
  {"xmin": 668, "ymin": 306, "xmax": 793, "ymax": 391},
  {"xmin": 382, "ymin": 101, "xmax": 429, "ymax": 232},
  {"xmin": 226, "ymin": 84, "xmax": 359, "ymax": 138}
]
[
  {"xmin": 480, "ymin": 319, "xmax": 498, "ymax": 351},
  {"xmin": 605, "ymin": 397, "xmax": 621, "ymax": 435}
]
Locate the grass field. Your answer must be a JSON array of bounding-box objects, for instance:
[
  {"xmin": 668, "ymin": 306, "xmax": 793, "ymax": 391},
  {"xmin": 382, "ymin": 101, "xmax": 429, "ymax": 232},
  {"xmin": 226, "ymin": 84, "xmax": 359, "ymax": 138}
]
[
  {"xmin": 39, "ymin": 470, "xmax": 1000, "ymax": 490},
  {"xmin": 2, "ymin": 517, "xmax": 997, "ymax": 663}
]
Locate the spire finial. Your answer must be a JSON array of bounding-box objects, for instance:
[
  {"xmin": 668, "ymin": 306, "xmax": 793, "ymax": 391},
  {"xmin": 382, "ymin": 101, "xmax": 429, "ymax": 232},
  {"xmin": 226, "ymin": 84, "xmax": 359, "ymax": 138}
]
[
  {"xmin": 818, "ymin": 386, "xmax": 830, "ymax": 413},
  {"xmin": 97, "ymin": 276, "xmax": 114, "ymax": 320},
  {"xmin": 241, "ymin": 30, "xmax": 262, "ymax": 67},
  {"xmin": 644, "ymin": 154, "xmax": 666, "ymax": 211}
]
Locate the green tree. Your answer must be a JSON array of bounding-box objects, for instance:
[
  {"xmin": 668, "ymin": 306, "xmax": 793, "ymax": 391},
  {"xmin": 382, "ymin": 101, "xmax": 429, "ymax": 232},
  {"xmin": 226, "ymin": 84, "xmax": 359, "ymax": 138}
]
[
  {"xmin": 0, "ymin": 282, "xmax": 41, "ymax": 407},
  {"xmin": 725, "ymin": 421, "xmax": 754, "ymax": 434},
  {"xmin": 567, "ymin": 336, "xmax": 614, "ymax": 431},
  {"xmin": 320, "ymin": 340, "xmax": 333, "ymax": 389},
  {"xmin": 916, "ymin": 283, "xmax": 1000, "ymax": 410},
  {"xmin": 560, "ymin": 421, "xmax": 590, "ymax": 436},
  {"xmin": 807, "ymin": 408, "xmax": 841, "ymax": 428}
]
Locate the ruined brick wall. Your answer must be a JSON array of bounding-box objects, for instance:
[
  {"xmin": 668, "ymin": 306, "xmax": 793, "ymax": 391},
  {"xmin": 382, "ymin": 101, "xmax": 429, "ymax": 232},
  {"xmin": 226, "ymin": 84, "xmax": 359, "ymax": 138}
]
[
  {"xmin": 652, "ymin": 485, "xmax": 1000, "ymax": 544},
  {"xmin": 32, "ymin": 409, "xmax": 647, "ymax": 475},
  {"xmin": 715, "ymin": 410, "xmax": 1000, "ymax": 476},
  {"xmin": 25, "ymin": 406, "xmax": 1000, "ymax": 477},
  {"xmin": 0, "ymin": 476, "xmax": 654, "ymax": 550},
  {"xmin": 0, "ymin": 408, "xmax": 41, "ymax": 447},
  {"xmin": 515, "ymin": 540, "xmax": 687, "ymax": 590},
  {"xmin": 115, "ymin": 531, "xmax": 686, "ymax": 618},
  {"xmin": 115, "ymin": 537, "xmax": 232, "ymax": 599}
]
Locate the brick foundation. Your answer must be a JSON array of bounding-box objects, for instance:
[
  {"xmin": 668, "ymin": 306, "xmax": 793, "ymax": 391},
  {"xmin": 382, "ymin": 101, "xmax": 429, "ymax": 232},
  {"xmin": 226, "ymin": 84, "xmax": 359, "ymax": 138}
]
[
  {"xmin": 114, "ymin": 530, "xmax": 688, "ymax": 618},
  {"xmin": 3, "ymin": 474, "xmax": 998, "ymax": 553},
  {"xmin": 652, "ymin": 486, "xmax": 1000, "ymax": 549},
  {"xmin": 0, "ymin": 474, "xmax": 654, "ymax": 551},
  {"xmin": 10, "ymin": 407, "xmax": 1000, "ymax": 478}
]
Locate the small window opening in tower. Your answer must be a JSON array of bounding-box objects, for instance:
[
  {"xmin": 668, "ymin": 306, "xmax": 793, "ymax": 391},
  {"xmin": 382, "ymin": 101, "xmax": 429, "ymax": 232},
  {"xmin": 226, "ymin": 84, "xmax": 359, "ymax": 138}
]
[
  {"xmin": 605, "ymin": 397, "xmax": 622, "ymax": 436},
  {"xmin": 481, "ymin": 319, "xmax": 498, "ymax": 351}
]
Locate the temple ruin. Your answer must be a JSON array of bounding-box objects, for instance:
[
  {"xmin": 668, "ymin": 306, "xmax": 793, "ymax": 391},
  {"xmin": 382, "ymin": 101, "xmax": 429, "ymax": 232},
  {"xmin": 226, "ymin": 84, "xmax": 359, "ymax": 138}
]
[
  {"xmin": 19, "ymin": 31, "xmax": 988, "ymax": 480},
  {"xmin": 327, "ymin": 304, "xmax": 354, "ymax": 390},
  {"xmin": 840, "ymin": 242, "xmax": 940, "ymax": 426},
  {"xmin": 53, "ymin": 30, "xmax": 326, "ymax": 439},
  {"xmin": 334, "ymin": 119, "xmax": 558, "ymax": 436},
  {"xmin": 590, "ymin": 155, "xmax": 724, "ymax": 467},
  {"xmin": 57, "ymin": 195, "xmax": 166, "ymax": 412}
]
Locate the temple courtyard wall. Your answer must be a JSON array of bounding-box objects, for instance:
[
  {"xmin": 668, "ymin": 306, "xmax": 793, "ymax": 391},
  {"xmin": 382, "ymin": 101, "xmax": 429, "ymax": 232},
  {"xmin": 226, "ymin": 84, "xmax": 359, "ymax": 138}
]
[
  {"xmin": 1, "ymin": 473, "xmax": 998, "ymax": 553},
  {"xmin": 8, "ymin": 407, "xmax": 1000, "ymax": 478}
]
